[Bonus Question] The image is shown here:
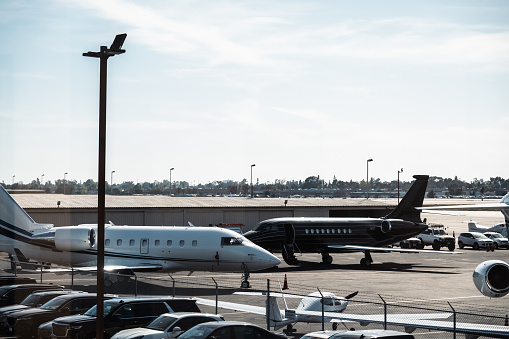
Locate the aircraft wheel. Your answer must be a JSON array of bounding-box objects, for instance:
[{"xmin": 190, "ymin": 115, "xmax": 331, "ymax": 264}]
[
  {"xmin": 241, "ymin": 280, "xmax": 250, "ymax": 289},
  {"xmin": 360, "ymin": 258, "xmax": 372, "ymax": 267},
  {"xmin": 322, "ymin": 254, "xmax": 333, "ymax": 264},
  {"xmin": 458, "ymin": 241, "xmax": 464, "ymax": 249},
  {"xmin": 473, "ymin": 242, "xmax": 479, "ymax": 250}
]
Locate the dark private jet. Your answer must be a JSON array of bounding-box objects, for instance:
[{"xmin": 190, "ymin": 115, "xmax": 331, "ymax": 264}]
[{"xmin": 244, "ymin": 175, "xmax": 458, "ymax": 267}]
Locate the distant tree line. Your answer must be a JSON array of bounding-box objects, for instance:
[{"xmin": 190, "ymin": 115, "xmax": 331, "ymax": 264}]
[{"xmin": 2, "ymin": 175, "xmax": 508, "ymax": 198}]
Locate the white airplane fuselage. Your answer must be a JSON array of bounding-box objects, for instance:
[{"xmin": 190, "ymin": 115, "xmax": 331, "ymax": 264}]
[{"xmin": 0, "ymin": 224, "xmax": 280, "ymax": 273}]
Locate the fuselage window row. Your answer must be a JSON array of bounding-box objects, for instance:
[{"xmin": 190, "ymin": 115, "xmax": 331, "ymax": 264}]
[
  {"xmin": 101, "ymin": 239, "xmax": 202, "ymax": 248},
  {"xmin": 305, "ymin": 228, "xmax": 352, "ymax": 234}
]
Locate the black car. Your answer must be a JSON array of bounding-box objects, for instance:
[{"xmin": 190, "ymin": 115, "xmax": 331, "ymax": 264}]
[
  {"xmin": 0, "ymin": 283, "xmax": 63, "ymax": 308},
  {"xmin": 0, "ymin": 289, "xmax": 75, "ymax": 333},
  {"xmin": 6, "ymin": 292, "xmax": 100, "ymax": 338},
  {"xmin": 178, "ymin": 321, "xmax": 287, "ymax": 339},
  {"xmin": 51, "ymin": 297, "xmax": 200, "ymax": 339}
]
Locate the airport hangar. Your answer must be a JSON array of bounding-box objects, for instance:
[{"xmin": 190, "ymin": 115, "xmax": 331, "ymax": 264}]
[{"xmin": 10, "ymin": 192, "xmax": 410, "ymax": 230}]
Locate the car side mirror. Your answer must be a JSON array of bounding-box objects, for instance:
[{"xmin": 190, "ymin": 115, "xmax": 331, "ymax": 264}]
[{"xmin": 171, "ymin": 326, "xmax": 182, "ymax": 333}]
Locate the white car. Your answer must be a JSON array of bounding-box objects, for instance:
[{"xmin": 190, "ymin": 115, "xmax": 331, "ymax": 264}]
[
  {"xmin": 457, "ymin": 232, "xmax": 494, "ymax": 250},
  {"xmin": 111, "ymin": 312, "xmax": 224, "ymax": 339},
  {"xmin": 484, "ymin": 232, "xmax": 509, "ymax": 249}
]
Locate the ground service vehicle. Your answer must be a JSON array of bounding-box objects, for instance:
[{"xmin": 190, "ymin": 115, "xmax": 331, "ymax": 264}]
[
  {"xmin": 416, "ymin": 225, "xmax": 455, "ymax": 250},
  {"xmin": 51, "ymin": 297, "xmax": 200, "ymax": 339},
  {"xmin": 300, "ymin": 329, "xmax": 415, "ymax": 339},
  {"xmin": 458, "ymin": 232, "xmax": 494, "ymax": 250},
  {"xmin": 178, "ymin": 321, "xmax": 287, "ymax": 339},
  {"xmin": 111, "ymin": 312, "xmax": 224, "ymax": 339},
  {"xmin": 6, "ymin": 292, "xmax": 99, "ymax": 338},
  {"xmin": 483, "ymin": 232, "xmax": 508, "ymax": 249}
]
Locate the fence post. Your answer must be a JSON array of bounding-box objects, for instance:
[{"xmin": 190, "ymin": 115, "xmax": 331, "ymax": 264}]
[
  {"xmin": 212, "ymin": 278, "xmax": 218, "ymax": 315},
  {"xmin": 169, "ymin": 275, "xmax": 175, "ymax": 297},
  {"xmin": 266, "ymin": 279, "xmax": 270, "ymax": 331},
  {"xmin": 448, "ymin": 302, "xmax": 456, "ymax": 339},
  {"xmin": 317, "ymin": 288, "xmax": 324, "ymax": 331},
  {"xmin": 378, "ymin": 295, "xmax": 387, "ymax": 330},
  {"xmin": 134, "ymin": 274, "xmax": 138, "ymax": 296}
]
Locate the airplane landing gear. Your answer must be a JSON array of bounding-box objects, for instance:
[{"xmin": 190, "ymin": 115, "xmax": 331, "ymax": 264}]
[
  {"xmin": 360, "ymin": 251, "xmax": 373, "ymax": 267},
  {"xmin": 321, "ymin": 252, "xmax": 333, "ymax": 264},
  {"xmin": 240, "ymin": 268, "xmax": 251, "ymax": 288},
  {"xmin": 283, "ymin": 324, "xmax": 296, "ymax": 335}
]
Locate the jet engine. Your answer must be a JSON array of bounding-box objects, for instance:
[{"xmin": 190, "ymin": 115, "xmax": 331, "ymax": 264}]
[
  {"xmin": 55, "ymin": 226, "xmax": 97, "ymax": 252},
  {"xmin": 380, "ymin": 220, "xmax": 392, "ymax": 233},
  {"xmin": 473, "ymin": 260, "xmax": 509, "ymax": 298}
]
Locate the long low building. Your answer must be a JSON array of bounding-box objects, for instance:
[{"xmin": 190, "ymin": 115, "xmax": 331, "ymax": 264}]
[{"xmin": 8, "ymin": 191, "xmax": 484, "ymax": 231}]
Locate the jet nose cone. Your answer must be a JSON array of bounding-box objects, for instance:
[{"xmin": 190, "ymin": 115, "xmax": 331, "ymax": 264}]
[{"xmin": 250, "ymin": 249, "xmax": 281, "ymax": 269}]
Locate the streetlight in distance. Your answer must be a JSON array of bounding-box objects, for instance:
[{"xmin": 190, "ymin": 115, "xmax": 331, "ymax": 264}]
[
  {"xmin": 169, "ymin": 168, "xmax": 174, "ymax": 195},
  {"xmin": 366, "ymin": 159, "xmax": 373, "ymax": 199},
  {"xmin": 111, "ymin": 171, "xmax": 115, "ymax": 195},
  {"xmin": 63, "ymin": 172, "xmax": 68, "ymax": 195},
  {"xmin": 398, "ymin": 168, "xmax": 403, "ymax": 203},
  {"xmin": 12, "ymin": 175, "xmax": 15, "ymax": 186},
  {"xmin": 250, "ymin": 164, "xmax": 256, "ymax": 198},
  {"xmin": 83, "ymin": 33, "xmax": 127, "ymax": 339},
  {"xmin": 41, "ymin": 174, "xmax": 45, "ymax": 189}
]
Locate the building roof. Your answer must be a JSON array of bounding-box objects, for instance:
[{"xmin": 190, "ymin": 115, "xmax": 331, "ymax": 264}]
[{"xmin": 10, "ymin": 194, "xmax": 483, "ymax": 210}]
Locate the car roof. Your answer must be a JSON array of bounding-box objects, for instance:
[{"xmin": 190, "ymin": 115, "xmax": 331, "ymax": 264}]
[
  {"xmin": 193, "ymin": 321, "xmax": 259, "ymax": 328},
  {"xmin": 159, "ymin": 312, "xmax": 220, "ymax": 318},
  {"xmin": 106, "ymin": 296, "xmax": 193, "ymax": 303}
]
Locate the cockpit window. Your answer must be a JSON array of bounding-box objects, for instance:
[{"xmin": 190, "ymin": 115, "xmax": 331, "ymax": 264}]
[
  {"xmin": 221, "ymin": 237, "xmax": 243, "ymax": 246},
  {"xmin": 255, "ymin": 223, "xmax": 279, "ymax": 232},
  {"xmin": 320, "ymin": 298, "xmax": 335, "ymax": 306}
]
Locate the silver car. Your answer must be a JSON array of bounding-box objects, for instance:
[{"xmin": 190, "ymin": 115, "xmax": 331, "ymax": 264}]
[
  {"xmin": 457, "ymin": 232, "xmax": 494, "ymax": 250},
  {"xmin": 484, "ymin": 232, "xmax": 509, "ymax": 249}
]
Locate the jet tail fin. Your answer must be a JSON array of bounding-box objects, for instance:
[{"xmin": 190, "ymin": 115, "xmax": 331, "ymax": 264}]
[
  {"xmin": 385, "ymin": 175, "xmax": 429, "ymax": 223},
  {"xmin": 266, "ymin": 296, "xmax": 284, "ymax": 329},
  {"xmin": 13, "ymin": 248, "xmax": 38, "ymax": 270}
]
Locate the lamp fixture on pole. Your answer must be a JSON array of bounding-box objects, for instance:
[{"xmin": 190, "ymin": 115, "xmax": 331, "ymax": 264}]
[{"xmin": 169, "ymin": 168, "xmax": 174, "ymax": 195}]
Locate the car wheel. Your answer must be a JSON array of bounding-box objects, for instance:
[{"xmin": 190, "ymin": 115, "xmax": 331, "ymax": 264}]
[
  {"xmin": 473, "ymin": 242, "xmax": 479, "ymax": 250},
  {"xmin": 448, "ymin": 243, "xmax": 455, "ymax": 251},
  {"xmin": 458, "ymin": 241, "xmax": 464, "ymax": 249},
  {"xmin": 493, "ymin": 243, "xmax": 498, "ymax": 249}
]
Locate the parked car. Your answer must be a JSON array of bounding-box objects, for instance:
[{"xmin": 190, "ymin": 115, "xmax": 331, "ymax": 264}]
[
  {"xmin": 457, "ymin": 232, "xmax": 494, "ymax": 250},
  {"xmin": 0, "ymin": 289, "xmax": 76, "ymax": 333},
  {"xmin": 111, "ymin": 312, "xmax": 225, "ymax": 339},
  {"xmin": 6, "ymin": 292, "xmax": 100, "ymax": 338},
  {"xmin": 483, "ymin": 232, "xmax": 509, "ymax": 249},
  {"xmin": 178, "ymin": 321, "xmax": 287, "ymax": 339},
  {"xmin": 416, "ymin": 225, "xmax": 455, "ymax": 251},
  {"xmin": 300, "ymin": 329, "xmax": 414, "ymax": 339},
  {"xmin": 0, "ymin": 283, "xmax": 63, "ymax": 308},
  {"xmin": 50, "ymin": 296, "xmax": 200, "ymax": 339}
]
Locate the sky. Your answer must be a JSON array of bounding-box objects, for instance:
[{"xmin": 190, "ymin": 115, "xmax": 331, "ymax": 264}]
[{"xmin": 1, "ymin": 0, "xmax": 508, "ymax": 186}]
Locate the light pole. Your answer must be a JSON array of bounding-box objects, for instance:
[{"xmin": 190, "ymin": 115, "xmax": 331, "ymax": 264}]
[
  {"xmin": 12, "ymin": 175, "xmax": 15, "ymax": 186},
  {"xmin": 398, "ymin": 168, "xmax": 403, "ymax": 203},
  {"xmin": 169, "ymin": 168, "xmax": 174, "ymax": 196},
  {"xmin": 110, "ymin": 170, "xmax": 115, "ymax": 195},
  {"xmin": 41, "ymin": 174, "xmax": 45, "ymax": 189},
  {"xmin": 63, "ymin": 172, "xmax": 68, "ymax": 195},
  {"xmin": 366, "ymin": 159, "xmax": 373, "ymax": 199},
  {"xmin": 83, "ymin": 33, "xmax": 126, "ymax": 339},
  {"xmin": 250, "ymin": 164, "xmax": 256, "ymax": 198}
]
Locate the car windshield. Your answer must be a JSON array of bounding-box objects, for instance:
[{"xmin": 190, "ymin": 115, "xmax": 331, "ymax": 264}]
[
  {"xmin": 436, "ymin": 230, "xmax": 447, "ymax": 235},
  {"xmin": 178, "ymin": 324, "xmax": 216, "ymax": 339},
  {"xmin": 146, "ymin": 314, "xmax": 179, "ymax": 331},
  {"xmin": 20, "ymin": 294, "xmax": 41, "ymax": 306},
  {"xmin": 473, "ymin": 233, "xmax": 488, "ymax": 239},
  {"xmin": 489, "ymin": 233, "xmax": 503, "ymax": 238},
  {"xmin": 40, "ymin": 297, "xmax": 67, "ymax": 310},
  {"xmin": 84, "ymin": 301, "xmax": 115, "ymax": 317}
]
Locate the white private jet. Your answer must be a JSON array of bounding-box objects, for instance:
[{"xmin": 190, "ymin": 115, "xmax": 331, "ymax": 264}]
[
  {"xmin": 0, "ymin": 185, "xmax": 280, "ymax": 287},
  {"xmin": 466, "ymin": 220, "xmax": 507, "ymax": 236}
]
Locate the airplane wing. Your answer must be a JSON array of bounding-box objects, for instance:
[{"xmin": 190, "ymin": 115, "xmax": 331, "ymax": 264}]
[
  {"xmin": 329, "ymin": 312, "xmax": 509, "ymax": 338},
  {"xmin": 44, "ymin": 264, "xmax": 164, "ymax": 273},
  {"xmin": 328, "ymin": 244, "xmax": 461, "ymax": 254},
  {"xmin": 419, "ymin": 202, "xmax": 509, "ymax": 211},
  {"xmin": 194, "ymin": 297, "xmax": 267, "ymax": 315},
  {"xmin": 234, "ymin": 291, "xmax": 306, "ymax": 298}
]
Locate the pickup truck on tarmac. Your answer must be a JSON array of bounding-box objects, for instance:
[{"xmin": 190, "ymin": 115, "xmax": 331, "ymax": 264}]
[{"xmin": 416, "ymin": 224, "xmax": 456, "ymax": 251}]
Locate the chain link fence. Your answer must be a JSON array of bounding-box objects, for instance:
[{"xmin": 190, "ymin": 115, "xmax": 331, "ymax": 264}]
[{"xmin": 2, "ymin": 259, "xmax": 508, "ymax": 338}]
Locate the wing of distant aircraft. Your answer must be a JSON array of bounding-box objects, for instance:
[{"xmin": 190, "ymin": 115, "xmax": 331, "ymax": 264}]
[{"xmin": 328, "ymin": 244, "xmax": 461, "ymax": 254}]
